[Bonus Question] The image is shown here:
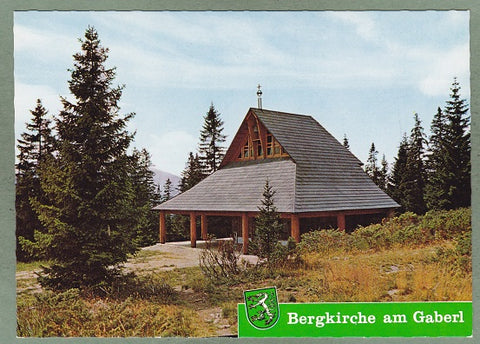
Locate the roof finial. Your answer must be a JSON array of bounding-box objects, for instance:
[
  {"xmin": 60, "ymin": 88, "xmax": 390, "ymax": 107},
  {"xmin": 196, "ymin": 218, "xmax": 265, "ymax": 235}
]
[{"xmin": 257, "ymin": 84, "xmax": 263, "ymax": 109}]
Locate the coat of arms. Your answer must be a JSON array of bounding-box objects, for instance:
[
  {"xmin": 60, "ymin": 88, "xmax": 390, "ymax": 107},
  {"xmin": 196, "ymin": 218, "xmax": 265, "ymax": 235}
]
[{"xmin": 244, "ymin": 287, "xmax": 280, "ymax": 330}]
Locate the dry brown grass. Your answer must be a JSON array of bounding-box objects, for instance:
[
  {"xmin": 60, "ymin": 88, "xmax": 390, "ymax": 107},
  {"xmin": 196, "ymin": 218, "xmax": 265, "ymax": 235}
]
[{"xmin": 291, "ymin": 242, "xmax": 471, "ymax": 303}]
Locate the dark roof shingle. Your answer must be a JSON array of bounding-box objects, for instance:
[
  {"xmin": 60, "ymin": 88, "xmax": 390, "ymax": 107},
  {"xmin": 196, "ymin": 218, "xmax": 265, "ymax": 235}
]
[
  {"xmin": 155, "ymin": 108, "xmax": 399, "ymax": 213},
  {"xmin": 155, "ymin": 159, "xmax": 296, "ymax": 212}
]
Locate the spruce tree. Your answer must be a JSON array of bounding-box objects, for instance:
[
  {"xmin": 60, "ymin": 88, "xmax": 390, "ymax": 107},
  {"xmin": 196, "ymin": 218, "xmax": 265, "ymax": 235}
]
[
  {"xmin": 252, "ymin": 180, "xmax": 283, "ymax": 260},
  {"xmin": 425, "ymin": 107, "xmax": 450, "ymax": 209},
  {"xmin": 365, "ymin": 143, "xmax": 380, "ymax": 186},
  {"xmin": 15, "ymin": 99, "xmax": 54, "ymax": 261},
  {"xmin": 198, "ymin": 103, "xmax": 226, "ymax": 175},
  {"xmin": 130, "ymin": 148, "xmax": 160, "ymax": 247},
  {"xmin": 378, "ymin": 154, "xmax": 388, "ymax": 191},
  {"xmin": 162, "ymin": 178, "xmax": 173, "ymax": 203},
  {"xmin": 33, "ymin": 27, "xmax": 139, "ymax": 289},
  {"xmin": 425, "ymin": 79, "xmax": 470, "ymax": 210},
  {"xmin": 388, "ymin": 134, "xmax": 409, "ymax": 212},
  {"xmin": 443, "ymin": 78, "xmax": 471, "ymax": 208},
  {"xmin": 402, "ymin": 113, "xmax": 427, "ymax": 214},
  {"xmin": 180, "ymin": 152, "xmax": 204, "ymax": 192}
]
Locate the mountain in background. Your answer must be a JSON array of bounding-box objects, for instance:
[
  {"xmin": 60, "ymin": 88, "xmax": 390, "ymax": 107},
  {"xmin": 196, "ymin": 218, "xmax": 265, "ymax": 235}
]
[{"xmin": 150, "ymin": 166, "xmax": 181, "ymax": 196}]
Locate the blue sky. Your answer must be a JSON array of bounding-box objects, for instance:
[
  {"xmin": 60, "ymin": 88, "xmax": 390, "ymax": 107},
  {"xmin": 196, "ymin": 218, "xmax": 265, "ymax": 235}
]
[{"xmin": 14, "ymin": 11, "xmax": 469, "ymax": 177}]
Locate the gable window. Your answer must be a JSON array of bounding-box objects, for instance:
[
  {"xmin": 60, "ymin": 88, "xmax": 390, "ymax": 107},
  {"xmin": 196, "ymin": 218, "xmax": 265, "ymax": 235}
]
[
  {"xmin": 266, "ymin": 134, "xmax": 273, "ymax": 156},
  {"xmin": 254, "ymin": 139, "xmax": 262, "ymax": 156},
  {"xmin": 235, "ymin": 125, "xmax": 289, "ymax": 162},
  {"xmin": 243, "ymin": 142, "xmax": 250, "ymax": 158}
]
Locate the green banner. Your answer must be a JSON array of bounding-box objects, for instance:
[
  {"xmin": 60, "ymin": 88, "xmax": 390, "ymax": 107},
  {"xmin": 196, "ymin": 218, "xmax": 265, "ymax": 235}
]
[{"xmin": 238, "ymin": 301, "xmax": 472, "ymax": 337}]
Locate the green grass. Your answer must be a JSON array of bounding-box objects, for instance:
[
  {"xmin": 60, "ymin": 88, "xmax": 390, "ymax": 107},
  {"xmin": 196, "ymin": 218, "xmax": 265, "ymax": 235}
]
[
  {"xmin": 16, "ymin": 208, "xmax": 471, "ymax": 337},
  {"xmin": 16, "ymin": 260, "xmax": 51, "ymax": 272}
]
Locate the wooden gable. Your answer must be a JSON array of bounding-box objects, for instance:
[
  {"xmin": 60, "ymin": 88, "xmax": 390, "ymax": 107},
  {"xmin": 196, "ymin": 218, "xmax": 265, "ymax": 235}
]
[{"xmin": 220, "ymin": 109, "xmax": 290, "ymax": 167}]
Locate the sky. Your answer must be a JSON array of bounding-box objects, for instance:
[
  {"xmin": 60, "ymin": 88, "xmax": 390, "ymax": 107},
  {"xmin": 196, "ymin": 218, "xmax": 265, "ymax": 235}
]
[{"xmin": 14, "ymin": 11, "xmax": 470, "ymax": 177}]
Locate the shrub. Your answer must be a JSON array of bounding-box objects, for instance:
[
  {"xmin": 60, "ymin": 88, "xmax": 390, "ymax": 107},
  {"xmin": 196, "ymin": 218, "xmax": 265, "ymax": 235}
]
[
  {"xmin": 352, "ymin": 224, "xmax": 391, "ymax": 250},
  {"xmin": 199, "ymin": 235, "xmax": 243, "ymax": 285},
  {"xmin": 266, "ymin": 237, "xmax": 302, "ymax": 269},
  {"xmin": 298, "ymin": 229, "xmax": 353, "ymax": 254},
  {"xmin": 297, "ymin": 208, "xmax": 471, "ymax": 255},
  {"xmin": 426, "ymin": 208, "xmax": 471, "ymax": 240}
]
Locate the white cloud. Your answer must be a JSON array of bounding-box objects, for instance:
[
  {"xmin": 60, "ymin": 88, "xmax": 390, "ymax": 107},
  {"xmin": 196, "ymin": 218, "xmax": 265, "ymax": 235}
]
[
  {"xmin": 14, "ymin": 24, "xmax": 77, "ymax": 62},
  {"xmin": 418, "ymin": 43, "xmax": 470, "ymax": 97}
]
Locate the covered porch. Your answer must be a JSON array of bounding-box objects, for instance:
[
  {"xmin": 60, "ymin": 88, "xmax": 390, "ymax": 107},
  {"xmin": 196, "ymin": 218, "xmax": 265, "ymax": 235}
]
[{"xmin": 158, "ymin": 208, "xmax": 394, "ymax": 254}]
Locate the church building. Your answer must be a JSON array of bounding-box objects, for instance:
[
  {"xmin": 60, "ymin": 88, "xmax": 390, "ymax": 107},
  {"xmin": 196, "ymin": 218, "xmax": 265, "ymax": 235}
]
[{"xmin": 154, "ymin": 96, "xmax": 399, "ymax": 253}]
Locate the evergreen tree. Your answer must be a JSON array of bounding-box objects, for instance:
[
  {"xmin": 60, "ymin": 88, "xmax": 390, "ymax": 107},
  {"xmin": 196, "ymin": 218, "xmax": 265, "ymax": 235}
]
[
  {"xmin": 33, "ymin": 27, "xmax": 139, "ymax": 289},
  {"xmin": 130, "ymin": 148, "xmax": 161, "ymax": 247},
  {"xmin": 388, "ymin": 134, "xmax": 409, "ymax": 212},
  {"xmin": 161, "ymin": 178, "xmax": 188, "ymax": 241},
  {"xmin": 425, "ymin": 79, "xmax": 470, "ymax": 210},
  {"xmin": 443, "ymin": 78, "xmax": 471, "ymax": 208},
  {"xmin": 343, "ymin": 134, "xmax": 350, "ymax": 150},
  {"xmin": 365, "ymin": 143, "xmax": 380, "ymax": 186},
  {"xmin": 378, "ymin": 154, "xmax": 388, "ymax": 191},
  {"xmin": 180, "ymin": 152, "xmax": 204, "ymax": 192},
  {"xmin": 425, "ymin": 107, "xmax": 450, "ymax": 209},
  {"xmin": 402, "ymin": 113, "xmax": 427, "ymax": 214},
  {"xmin": 198, "ymin": 103, "xmax": 226, "ymax": 175},
  {"xmin": 252, "ymin": 180, "xmax": 283, "ymax": 260},
  {"xmin": 162, "ymin": 178, "xmax": 173, "ymax": 203},
  {"xmin": 16, "ymin": 99, "xmax": 54, "ymax": 261}
]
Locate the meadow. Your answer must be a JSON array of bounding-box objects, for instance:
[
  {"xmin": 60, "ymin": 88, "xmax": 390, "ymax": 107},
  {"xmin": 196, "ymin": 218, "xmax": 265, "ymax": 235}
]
[{"xmin": 16, "ymin": 208, "xmax": 471, "ymax": 337}]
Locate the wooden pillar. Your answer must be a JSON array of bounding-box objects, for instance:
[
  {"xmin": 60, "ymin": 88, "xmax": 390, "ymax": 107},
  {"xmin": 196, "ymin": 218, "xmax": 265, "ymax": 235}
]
[
  {"xmin": 201, "ymin": 214, "xmax": 207, "ymax": 240},
  {"xmin": 190, "ymin": 213, "xmax": 197, "ymax": 248},
  {"xmin": 337, "ymin": 213, "xmax": 346, "ymax": 231},
  {"xmin": 291, "ymin": 214, "xmax": 300, "ymax": 243},
  {"xmin": 159, "ymin": 211, "xmax": 166, "ymax": 244},
  {"xmin": 242, "ymin": 213, "xmax": 249, "ymax": 254},
  {"xmin": 386, "ymin": 208, "xmax": 395, "ymax": 218}
]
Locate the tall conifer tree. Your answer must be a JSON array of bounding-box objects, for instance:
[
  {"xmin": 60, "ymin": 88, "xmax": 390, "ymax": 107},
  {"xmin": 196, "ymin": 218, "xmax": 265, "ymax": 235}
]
[
  {"xmin": 443, "ymin": 78, "xmax": 471, "ymax": 208},
  {"xmin": 425, "ymin": 79, "xmax": 470, "ymax": 210},
  {"xmin": 425, "ymin": 107, "xmax": 449, "ymax": 209},
  {"xmin": 365, "ymin": 143, "xmax": 380, "ymax": 186},
  {"xmin": 388, "ymin": 134, "xmax": 408, "ymax": 212},
  {"xmin": 33, "ymin": 27, "xmax": 139, "ymax": 289},
  {"xmin": 378, "ymin": 154, "xmax": 389, "ymax": 191},
  {"xmin": 130, "ymin": 148, "xmax": 161, "ymax": 247},
  {"xmin": 402, "ymin": 113, "xmax": 427, "ymax": 214},
  {"xmin": 180, "ymin": 152, "xmax": 204, "ymax": 192},
  {"xmin": 162, "ymin": 178, "xmax": 173, "ymax": 203},
  {"xmin": 198, "ymin": 103, "xmax": 226, "ymax": 175},
  {"xmin": 16, "ymin": 99, "xmax": 54, "ymax": 261}
]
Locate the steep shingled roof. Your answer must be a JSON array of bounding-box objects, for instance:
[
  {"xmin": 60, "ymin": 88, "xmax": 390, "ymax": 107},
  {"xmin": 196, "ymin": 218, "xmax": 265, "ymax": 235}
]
[{"xmin": 155, "ymin": 108, "xmax": 399, "ymax": 213}]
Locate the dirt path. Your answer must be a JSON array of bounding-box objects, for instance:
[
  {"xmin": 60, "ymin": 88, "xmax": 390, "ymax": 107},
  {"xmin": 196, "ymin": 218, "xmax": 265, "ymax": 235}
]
[
  {"xmin": 123, "ymin": 240, "xmax": 258, "ymax": 272},
  {"xmin": 123, "ymin": 241, "xmax": 203, "ymax": 272}
]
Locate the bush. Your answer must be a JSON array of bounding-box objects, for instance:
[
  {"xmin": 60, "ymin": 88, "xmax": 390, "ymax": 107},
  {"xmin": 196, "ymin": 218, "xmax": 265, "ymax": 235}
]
[
  {"xmin": 298, "ymin": 229, "xmax": 353, "ymax": 254},
  {"xmin": 267, "ymin": 238, "xmax": 302, "ymax": 269},
  {"xmin": 434, "ymin": 231, "xmax": 471, "ymax": 275},
  {"xmin": 297, "ymin": 208, "xmax": 471, "ymax": 256},
  {"xmin": 199, "ymin": 235, "xmax": 243, "ymax": 285}
]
